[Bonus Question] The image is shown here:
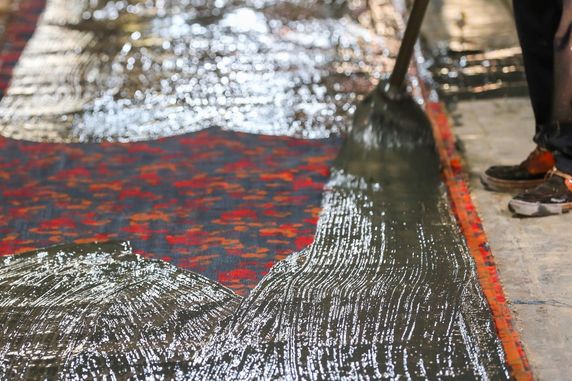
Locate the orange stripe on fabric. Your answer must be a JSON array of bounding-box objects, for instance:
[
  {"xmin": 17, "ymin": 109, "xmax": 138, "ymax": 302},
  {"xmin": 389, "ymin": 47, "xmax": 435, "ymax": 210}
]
[{"xmin": 426, "ymin": 101, "xmax": 534, "ymax": 381}]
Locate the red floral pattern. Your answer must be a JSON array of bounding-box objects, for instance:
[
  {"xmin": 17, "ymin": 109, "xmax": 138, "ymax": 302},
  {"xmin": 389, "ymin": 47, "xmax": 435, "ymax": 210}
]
[
  {"xmin": 0, "ymin": 0, "xmax": 45, "ymax": 95},
  {"xmin": 0, "ymin": 129, "xmax": 339, "ymax": 295}
]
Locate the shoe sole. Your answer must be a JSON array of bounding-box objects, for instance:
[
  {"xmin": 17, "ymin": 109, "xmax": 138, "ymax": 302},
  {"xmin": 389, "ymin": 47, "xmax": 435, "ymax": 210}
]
[
  {"xmin": 508, "ymin": 199, "xmax": 572, "ymax": 217},
  {"xmin": 480, "ymin": 173, "xmax": 545, "ymax": 192}
]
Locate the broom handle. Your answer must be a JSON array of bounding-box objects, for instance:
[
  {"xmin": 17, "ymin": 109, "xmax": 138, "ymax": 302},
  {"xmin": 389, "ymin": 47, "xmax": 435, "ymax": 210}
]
[{"xmin": 387, "ymin": 0, "xmax": 430, "ymax": 93}]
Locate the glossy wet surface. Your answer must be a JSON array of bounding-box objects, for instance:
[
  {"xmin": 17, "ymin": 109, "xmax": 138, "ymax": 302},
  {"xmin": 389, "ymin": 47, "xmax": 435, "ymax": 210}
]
[
  {"xmin": 0, "ymin": 0, "xmax": 514, "ymax": 378},
  {"xmin": 0, "ymin": 0, "xmax": 399, "ymax": 142},
  {"xmin": 0, "ymin": 241, "xmax": 241, "ymax": 379},
  {"xmin": 185, "ymin": 108, "xmax": 510, "ymax": 378},
  {"xmin": 0, "ymin": 116, "xmax": 511, "ymax": 378}
]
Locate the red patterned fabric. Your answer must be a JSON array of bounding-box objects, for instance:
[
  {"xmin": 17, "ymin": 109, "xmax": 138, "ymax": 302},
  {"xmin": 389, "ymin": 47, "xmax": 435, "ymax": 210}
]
[
  {"xmin": 0, "ymin": 129, "xmax": 339, "ymax": 295},
  {"xmin": 0, "ymin": 0, "xmax": 340, "ymax": 295},
  {"xmin": 0, "ymin": 0, "xmax": 46, "ymax": 95}
]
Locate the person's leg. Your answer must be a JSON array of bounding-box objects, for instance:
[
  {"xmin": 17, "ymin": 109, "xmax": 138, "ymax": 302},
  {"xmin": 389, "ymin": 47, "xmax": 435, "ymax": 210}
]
[
  {"xmin": 547, "ymin": 0, "xmax": 572, "ymax": 173},
  {"xmin": 514, "ymin": 0, "xmax": 561, "ymax": 133},
  {"xmin": 509, "ymin": 0, "xmax": 572, "ymax": 216},
  {"xmin": 480, "ymin": 0, "xmax": 559, "ymax": 192}
]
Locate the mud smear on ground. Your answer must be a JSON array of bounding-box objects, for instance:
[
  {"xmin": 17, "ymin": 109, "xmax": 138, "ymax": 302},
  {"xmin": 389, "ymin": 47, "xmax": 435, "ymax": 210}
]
[{"xmin": 422, "ymin": 0, "xmax": 528, "ymax": 100}]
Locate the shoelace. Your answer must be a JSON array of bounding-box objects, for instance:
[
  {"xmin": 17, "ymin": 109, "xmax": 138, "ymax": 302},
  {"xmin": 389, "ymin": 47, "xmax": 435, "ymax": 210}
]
[{"xmin": 546, "ymin": 167, "xmax": 572, "ymax": 190}]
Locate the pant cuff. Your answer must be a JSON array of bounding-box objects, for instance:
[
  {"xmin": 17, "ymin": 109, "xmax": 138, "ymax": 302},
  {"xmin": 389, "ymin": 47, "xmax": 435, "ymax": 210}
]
[{"xmin": 555, "ymin": 152, "xmax": 572, "ymax": 174}]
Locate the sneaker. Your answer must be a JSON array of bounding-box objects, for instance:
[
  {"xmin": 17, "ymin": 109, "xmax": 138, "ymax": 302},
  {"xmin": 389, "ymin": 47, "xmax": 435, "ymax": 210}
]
[
  {"xmin": 508, "ymin": 169, "xmax": 572, "ymax": 216},
  {"xmin": 481, "ymin": 147, "xmax": 555, "ymax": 192}
]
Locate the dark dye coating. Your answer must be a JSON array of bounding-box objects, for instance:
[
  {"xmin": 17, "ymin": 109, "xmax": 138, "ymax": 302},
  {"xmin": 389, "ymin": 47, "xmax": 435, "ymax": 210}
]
[
  {"xmin": 0, "ymin": 92, "xmax": 511, "ymax": 379},
  {"xmin": 0, "ymin": 181, "xmax": 512, "ymax": 379},
  {"xmin": 184, "ymin": 89, "xmax": 511, "ymax": 379},
  {"xmin": 0, "ymin": 0, "xmax": 400, "ymax": 142},
  {"xmin": 0, "ymin": 241, "xmax": 241, "ymax": 379}
]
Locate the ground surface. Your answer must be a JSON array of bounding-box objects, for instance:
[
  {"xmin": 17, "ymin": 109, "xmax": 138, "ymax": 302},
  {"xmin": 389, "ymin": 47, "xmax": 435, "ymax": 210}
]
[{"xmin": 454, "ymin": 98, "xmax": 572, "ymax": 380}]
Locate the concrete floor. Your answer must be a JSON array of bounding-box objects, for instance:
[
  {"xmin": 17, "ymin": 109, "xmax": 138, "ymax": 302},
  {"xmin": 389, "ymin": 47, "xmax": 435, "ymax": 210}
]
[
  {"xmin": 453, "ymin": 97, "xmax": 572, "ymax": 380},
  {"xmin": 422, "ymin": 0, "xmax": 517, "ymax": 52}
]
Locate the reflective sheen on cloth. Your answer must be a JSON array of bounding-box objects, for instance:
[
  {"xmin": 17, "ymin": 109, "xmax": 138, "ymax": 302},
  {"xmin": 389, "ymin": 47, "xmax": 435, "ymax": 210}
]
[
  {"xmin": 0, "ymin": 149, "xmax": 511, "ymax": 378},
  {"xmin": 178, "ymin": 100, "xmax": 511, "ymax": 378},
  {"xmin": 0, "ymin": 0, "xmax": 399, "ymax": 142},
  {"xmin": 0, "ymin": 242, "xmax": 241, "ymax": 379}
]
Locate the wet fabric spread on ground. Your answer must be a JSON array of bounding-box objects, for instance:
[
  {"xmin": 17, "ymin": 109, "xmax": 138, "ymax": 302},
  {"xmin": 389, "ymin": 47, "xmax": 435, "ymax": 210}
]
[
  {"xmin": 0, "ymin": 0, "xmax": 394, "ymax": 142},
  {"xmin": 0, "ymin": 0, "xmax": 515, "ymax": 379}
]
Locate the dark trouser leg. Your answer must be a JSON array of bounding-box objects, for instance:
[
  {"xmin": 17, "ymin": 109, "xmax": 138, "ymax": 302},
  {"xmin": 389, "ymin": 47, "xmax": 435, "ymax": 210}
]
[
  {"xmin": 512, "ymin": 0, "xmax": 561, "ymax": 137},
  {"xmin": 552, "ymin": 0, "xmax": 572, "ymax": 121},
  {"xmin": 547, "ymin": 0, "xmax": 572, "ymax": 173}
]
